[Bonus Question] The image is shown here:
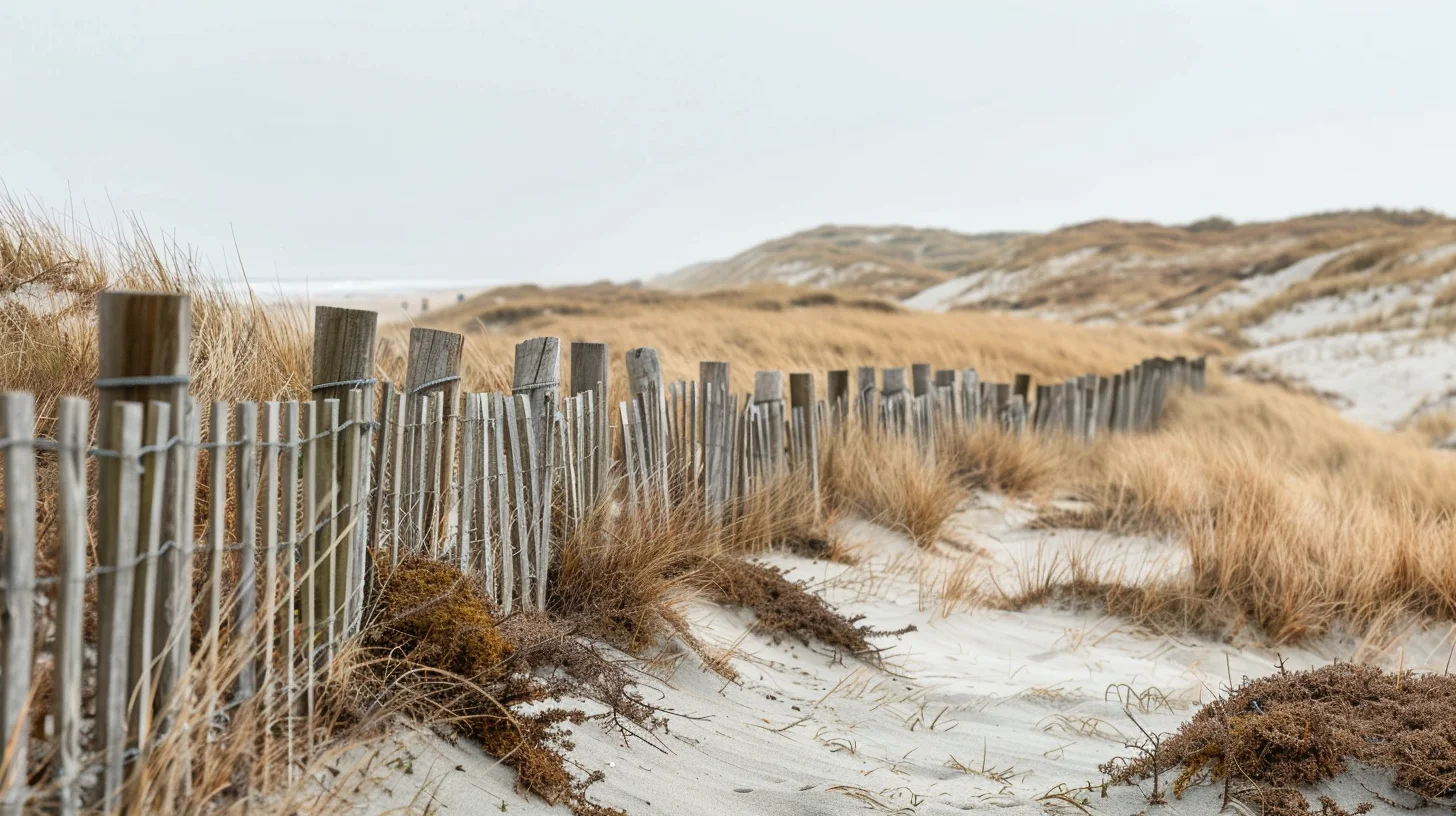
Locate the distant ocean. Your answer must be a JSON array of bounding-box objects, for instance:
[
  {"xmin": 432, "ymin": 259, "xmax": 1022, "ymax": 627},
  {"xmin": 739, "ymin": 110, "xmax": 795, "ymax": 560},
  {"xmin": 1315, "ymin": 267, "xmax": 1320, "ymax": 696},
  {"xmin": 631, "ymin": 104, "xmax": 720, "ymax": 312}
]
[{"xmin": 213, "ymin": 276, "xmax": 503, "ymax": 302}]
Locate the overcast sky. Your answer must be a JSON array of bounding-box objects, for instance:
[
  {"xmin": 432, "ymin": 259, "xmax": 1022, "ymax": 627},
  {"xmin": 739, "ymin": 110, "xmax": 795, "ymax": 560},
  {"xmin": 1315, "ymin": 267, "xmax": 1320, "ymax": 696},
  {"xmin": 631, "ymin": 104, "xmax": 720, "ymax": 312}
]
[{"xmin": 4, "ymin": 1, "xmax": 1455, "ymax": 293}]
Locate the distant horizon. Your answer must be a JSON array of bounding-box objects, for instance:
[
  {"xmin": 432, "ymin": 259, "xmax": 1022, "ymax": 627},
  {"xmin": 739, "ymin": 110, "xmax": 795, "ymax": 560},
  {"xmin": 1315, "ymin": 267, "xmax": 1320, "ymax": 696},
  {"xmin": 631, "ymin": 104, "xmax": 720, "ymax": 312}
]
[
  {"xmin": 7, "ymin": 1, "xmax": 1455, "ymax": 290},
  {"xmin": 8, "ymin": 185, "xmax": 1452, "ymax": 297}
]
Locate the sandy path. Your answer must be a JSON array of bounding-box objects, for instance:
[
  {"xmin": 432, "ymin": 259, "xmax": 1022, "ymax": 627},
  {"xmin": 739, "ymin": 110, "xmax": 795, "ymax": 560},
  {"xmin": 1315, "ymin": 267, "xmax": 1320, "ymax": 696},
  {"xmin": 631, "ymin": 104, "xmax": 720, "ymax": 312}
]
[{"xmin": 347, "ymin": 496, "xmax": 1456, "ymax": 815}]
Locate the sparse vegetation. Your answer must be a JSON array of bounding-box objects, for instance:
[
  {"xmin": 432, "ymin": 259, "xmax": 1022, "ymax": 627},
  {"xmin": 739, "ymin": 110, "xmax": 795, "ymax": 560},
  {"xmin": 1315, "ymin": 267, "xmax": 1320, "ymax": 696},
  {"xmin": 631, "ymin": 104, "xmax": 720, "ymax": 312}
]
[{"xmin": 1103, "ymin": 663, "xmax": 1456, "ymax": 815}]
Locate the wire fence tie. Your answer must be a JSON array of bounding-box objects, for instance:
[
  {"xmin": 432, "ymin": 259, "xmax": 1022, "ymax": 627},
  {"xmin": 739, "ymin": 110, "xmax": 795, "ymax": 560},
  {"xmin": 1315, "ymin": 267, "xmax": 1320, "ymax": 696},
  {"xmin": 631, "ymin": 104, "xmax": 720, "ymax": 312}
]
[{"xmin": 95, "ymin": 374, "xmax": 192, "ymax": 389}]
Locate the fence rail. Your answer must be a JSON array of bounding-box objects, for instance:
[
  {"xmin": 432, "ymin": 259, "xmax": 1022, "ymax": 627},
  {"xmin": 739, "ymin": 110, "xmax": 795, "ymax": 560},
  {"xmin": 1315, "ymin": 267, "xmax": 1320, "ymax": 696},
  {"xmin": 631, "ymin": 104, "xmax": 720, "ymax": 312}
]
[{"xmin": 0, "ymin": 290, "xmax": 1205, "ymax": 813}]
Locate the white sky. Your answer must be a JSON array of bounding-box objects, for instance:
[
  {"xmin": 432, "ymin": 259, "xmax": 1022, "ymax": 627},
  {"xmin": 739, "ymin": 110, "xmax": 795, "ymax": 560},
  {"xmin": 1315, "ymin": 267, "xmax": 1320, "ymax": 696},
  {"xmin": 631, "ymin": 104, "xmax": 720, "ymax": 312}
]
[{"xmin": 4, "ymin": 1, "xmax": 1455, "ymax": 293}]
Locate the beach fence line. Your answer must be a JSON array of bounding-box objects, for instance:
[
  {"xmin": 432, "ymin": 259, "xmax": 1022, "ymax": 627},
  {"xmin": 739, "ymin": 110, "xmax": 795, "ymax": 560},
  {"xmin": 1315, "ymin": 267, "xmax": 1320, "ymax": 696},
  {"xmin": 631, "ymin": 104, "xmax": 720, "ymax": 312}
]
[{"xmin": 0, "ymin": 292, "xmax": 1206, "ymax": 813}]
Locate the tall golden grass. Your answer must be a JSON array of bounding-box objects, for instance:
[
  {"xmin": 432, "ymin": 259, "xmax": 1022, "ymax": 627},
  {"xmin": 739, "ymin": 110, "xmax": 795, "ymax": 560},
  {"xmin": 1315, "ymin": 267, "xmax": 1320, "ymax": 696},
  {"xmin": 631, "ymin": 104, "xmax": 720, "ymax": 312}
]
[
  {"xmin": 9, "ymin": 194, "xmax": 1456, "ymax": 807},
  {"xmin": 9, "ymin": 193, "xmax": 1454, "ymax": 646}
]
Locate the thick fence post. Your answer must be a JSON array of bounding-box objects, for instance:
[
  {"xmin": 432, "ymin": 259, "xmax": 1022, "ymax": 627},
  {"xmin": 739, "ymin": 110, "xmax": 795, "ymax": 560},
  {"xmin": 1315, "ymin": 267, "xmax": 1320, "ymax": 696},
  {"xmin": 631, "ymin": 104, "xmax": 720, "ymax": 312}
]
[
  {"xmin": 827, "ymin": 370, "xmax": 850, "ymax": 425},
  {"xmin": 570, "ymin": 342, "xmax": 610, "ymax": 505},
  {"xmin": 516, "ymin": 337, "xmax": 564, "ymax": 555},
  {"xmin": 96, "ymin": 292, "xmax": 191, "ymax": 753},
  {"xmin": 789, "ymin": 373, "xmax": 820, "ymax": 504},
  {"xmin": 856, "ymin": 366, "xmax": 877, "ymax": 427},
  {"xmin": 1013, "ymin": 373, "xmax": 1031, "ymax": 403},
  {"xmin": 313, "ymin": 307, "xmax": 378, "ymax": 626},
  {"xmin": 404, "ymin": 328, "xmax": 462, "ymax": 549},
  {"xmin": 625, "ymin": 347, "xmax": 668, "ymax": 504},
  {"xmin": 911, "ymin": 363, "xmax": 933, "ymax": 398},
  {"xmin": 753, "ymin": 371, "xmax": 785, "ymax": 472}
]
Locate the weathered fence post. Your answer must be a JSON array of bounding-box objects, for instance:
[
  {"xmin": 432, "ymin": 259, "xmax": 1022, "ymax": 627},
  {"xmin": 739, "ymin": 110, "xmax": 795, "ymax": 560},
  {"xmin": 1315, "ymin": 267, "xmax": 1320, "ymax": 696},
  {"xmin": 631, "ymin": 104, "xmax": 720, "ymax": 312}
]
[
  {"xmin": 404, "ymin": 328, "xmax": 462, "ymax": 549},
  {"xmin": 623, "ymin": 346, "xmax": 667, "ymax": 509},
  {"xmin": 515, "ymin": 338, "xmax": 562, "ymax": 593},
  {"xmin": 570, "ymin": 342, "xmax": 610, "ymax": 505},
  {"xmin": 827, "ymin": 370, "xmax": 850, "ymax": 426},
  {"xmin": 313, "ymin": 306, "xmax": 377, "ymax": 520},
  {"xmin": 911, "ymin": 363, "xmax": 933, "ymax": 398},
  {"xmin": 753, "ymin": 371, "xmax": 785, "ymax": 472},
  {"xmin": 95, "ymin": 291, "xmax": 190, "ymax": 797},
  {"xmin": 934, "ymin": 370, "xmax": 957, "ymax": 427},
  {"xmin": 789, "ymin": 373, "xmax": 820, "ymax": 504},
  {"xmin": 856, "ymin": 366, "xmax": 877, "ymax": 427},
  {"xmin": 1013, "ymin": 373, "xmax": 1032, "ymax": 404}
]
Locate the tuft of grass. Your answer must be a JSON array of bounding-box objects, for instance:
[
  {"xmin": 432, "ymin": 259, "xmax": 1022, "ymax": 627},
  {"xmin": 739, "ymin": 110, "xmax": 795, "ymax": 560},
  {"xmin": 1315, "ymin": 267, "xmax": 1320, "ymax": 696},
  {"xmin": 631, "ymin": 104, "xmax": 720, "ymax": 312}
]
[{"xmin": 822, "ymin": 425, "xmax": 963, "ymax": 548}]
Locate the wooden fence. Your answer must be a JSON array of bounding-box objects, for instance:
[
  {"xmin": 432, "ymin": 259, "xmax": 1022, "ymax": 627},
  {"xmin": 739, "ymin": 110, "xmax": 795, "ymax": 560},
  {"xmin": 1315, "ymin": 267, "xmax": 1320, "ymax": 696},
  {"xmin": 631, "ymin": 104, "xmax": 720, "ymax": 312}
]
[{"xmin": 0, "ymin": 291, "xmax": 1205, "ymax": 813}]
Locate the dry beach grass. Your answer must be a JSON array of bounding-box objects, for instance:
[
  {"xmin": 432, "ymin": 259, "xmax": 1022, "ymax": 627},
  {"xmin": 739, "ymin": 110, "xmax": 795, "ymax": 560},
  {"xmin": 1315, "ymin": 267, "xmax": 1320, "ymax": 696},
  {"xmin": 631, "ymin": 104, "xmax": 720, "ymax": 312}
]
[{"xmin": 7, "ymin": 196, "xmax": 1456, "ymax": 812}]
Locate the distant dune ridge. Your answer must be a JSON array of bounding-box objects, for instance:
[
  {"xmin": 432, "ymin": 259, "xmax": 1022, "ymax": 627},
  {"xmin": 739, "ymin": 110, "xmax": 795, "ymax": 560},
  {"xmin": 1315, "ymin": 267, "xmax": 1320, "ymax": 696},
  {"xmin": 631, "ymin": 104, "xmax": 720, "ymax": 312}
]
[{"xmin": 655, "ymin": 210, "xmax": 1456, "ymax": 430}]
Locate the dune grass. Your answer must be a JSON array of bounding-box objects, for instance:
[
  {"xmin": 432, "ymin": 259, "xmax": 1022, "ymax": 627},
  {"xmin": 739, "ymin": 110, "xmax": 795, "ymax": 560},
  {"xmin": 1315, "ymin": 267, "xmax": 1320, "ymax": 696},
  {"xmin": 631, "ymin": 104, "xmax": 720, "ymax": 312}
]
[{"xmin": 9, "ymin": 194, "xmax": 1456, "ymax": 809}]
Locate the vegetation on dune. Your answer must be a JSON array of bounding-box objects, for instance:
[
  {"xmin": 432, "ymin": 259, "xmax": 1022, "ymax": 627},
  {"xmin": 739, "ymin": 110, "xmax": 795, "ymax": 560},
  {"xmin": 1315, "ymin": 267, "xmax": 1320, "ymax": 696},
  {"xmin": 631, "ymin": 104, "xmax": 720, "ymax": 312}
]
[
  {"xmin": 1103, "ymin": 663, "xmax": 1456, "ymax": 815},
  {"xmin": 364, "ymin": 558, "xmax": 649, "ymax": 816},
  {"xmin": 11, "ymin": 193, "xmax": 1456, "ymax": 810}
]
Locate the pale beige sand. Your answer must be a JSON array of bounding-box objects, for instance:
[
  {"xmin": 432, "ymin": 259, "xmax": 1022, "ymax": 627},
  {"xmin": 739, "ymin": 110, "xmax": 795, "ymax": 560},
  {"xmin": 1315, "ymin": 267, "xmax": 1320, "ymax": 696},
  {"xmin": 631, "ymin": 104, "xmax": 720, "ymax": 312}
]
[
  {"xmin": 309, "ymin": 496, "xmax": 1456, "ymax": 815},
  {"xmin": 267, "ymin": 286, "xmax": 488, "ymax": 326}
]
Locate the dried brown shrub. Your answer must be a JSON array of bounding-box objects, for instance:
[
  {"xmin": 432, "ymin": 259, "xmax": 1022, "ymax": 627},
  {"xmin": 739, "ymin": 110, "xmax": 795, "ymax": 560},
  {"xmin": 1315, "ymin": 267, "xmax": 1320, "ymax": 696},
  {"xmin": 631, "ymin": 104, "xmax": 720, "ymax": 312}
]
[
  {"xmin": 368, "ymin": 557, "xmax": 513, "ymax": 678},
  {"xmin": 364, "ymin": 559, "xmax": 658, "ymax": 816},
  {"xmin": 1103, "ymin": 663, "xmax": 1456, "ymax": 815},
  {"xmin": 694, "ymin": 557, "xmax": 911, "ymax": 657}
]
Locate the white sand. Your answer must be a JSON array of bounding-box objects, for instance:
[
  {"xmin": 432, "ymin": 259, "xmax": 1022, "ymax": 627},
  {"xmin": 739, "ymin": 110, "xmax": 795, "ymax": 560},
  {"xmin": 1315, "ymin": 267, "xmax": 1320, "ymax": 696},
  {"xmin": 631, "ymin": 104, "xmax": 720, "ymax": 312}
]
[
  {"xmin": 341, "ymin": 495, "xmax": 1455, "ymax": 815},
  {"xmin": 1242, "ymin": 329, "xmax": 1456, "ymax": 429}
]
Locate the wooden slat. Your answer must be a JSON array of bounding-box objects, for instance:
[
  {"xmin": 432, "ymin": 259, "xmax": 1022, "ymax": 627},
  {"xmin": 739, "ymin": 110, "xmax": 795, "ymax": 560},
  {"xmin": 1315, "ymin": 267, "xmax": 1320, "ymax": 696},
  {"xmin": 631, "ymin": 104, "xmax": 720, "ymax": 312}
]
[
  {"xmin": 126, "ymin": 400, "xmax": 170, "ymax": 761},
  {"xmin": 301, "ymin": 400, "xmax": 318, "ymax": 739},
  {"xmin": 154, "ymin": 399, "xmax": 198, "ymax": 757},
  {"xmin": 476, "ymin": 396, "xmax": 494, "ymax": 587},
  {"xmin": 319, "ymin": 399, "xmax": 341, "ymax": 652},
  {"xmin": 260, "ymin": 401, "xmax": 280, "ymax": 751},
  {"xmin": 519, "ymin": 397, "xmax": 544, "ymax": 608},
  {"xmin": 630, "ymin": 397, "xmax": 652, "ymax": 507},
  {"xmin": 281, "ymin": 400, "xmax": 300, "ymax": 782},
  {"xmin": 368, "ymin": 382, "xmax": 395, "ymax": 560},
  {"xmin": 504, "ymin": 396, "xmax": 532, "ymax": 612},
  {"xmin": 400, "ymin": 393, "xmax": 417, "ymax": 553},
  {"xmin": 460, "ymin": 394, "xmax": 479, "ymax": 575},
  {"xmin": 202, "ymin": 401, "xmax": 228, "ymax": 722},
  {"xmin": 424, "ymin": 394, "xmax": 444, "ymax": 555},
  {"xmin": 492, "ymin": 395, "xmax": 511, "ymax": 605},
  {"xmin": 539, "ymin": 411, "xmax": 560, "ymax": 610},
  {"xmin": 97, "ymin": 401, "xmax": 143, "ymax": 811},
  {"xmin": 338, "ymin": 391, "xmax": 364, "ymax": 637},
  {"xmin": 699, "ymin": 363, "xmax": 730, "ymax": 522},
  {"xmin": 0, "ymin": 394, "xmax": 36, "ymax": 816},
  {"xmin": 387, "ymin": 394, "xmax": 407, "ymax": 566},
  {"xmin": 52, "ymin": 398, "xmax": 87, "ymax": 816},
  {"xmin": 234, "ymin": 402, "xmax": 259, "ymax": 700},
  {"xmin": 620, "ymin": 401, "xmax": 639, "ymax": 510}
]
